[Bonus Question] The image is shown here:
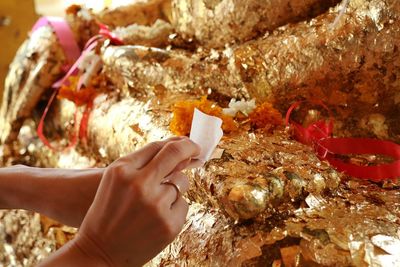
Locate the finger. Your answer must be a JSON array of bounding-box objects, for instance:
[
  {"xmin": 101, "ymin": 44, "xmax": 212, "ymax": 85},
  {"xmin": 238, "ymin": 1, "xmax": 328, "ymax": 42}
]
[
  {"xmin": 165, "ymin": 172, "xmax": 190, "ymax": 195},
  {"xmin": 145, "ymin": 138, "xmax": 200, "ymax": 180},
  {"xmin": 175, "ymin": 159, "xmax": 204, "ymax": 171},
  {"xmin": 173, "ymin": 158, "xmax": 191, "ymax": 172},
  {"xmin": 123, "ymin": 136, "xmax": 184, "ymax": 169},
  {"xmin": 160, "ymin": 172, "xmax": 189, "ymax": 206},
  {"xmin": 168, "ymin": 197, "xmax": 189, "ymax": 234}
]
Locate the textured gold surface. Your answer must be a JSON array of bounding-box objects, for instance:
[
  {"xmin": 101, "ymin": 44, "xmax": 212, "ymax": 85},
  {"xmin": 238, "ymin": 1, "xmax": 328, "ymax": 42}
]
[
  {"xmin": 4, "ymin": 81, "xmax": 396, "ymax": 266},
  {"xmin": 0, "ymin": 7, "xmax": 101, "ymax": 146},
  {"xmin": 46, "ymin": 89, "xmax": 342, "ymax": 222},
  {"xmin": 147, "ymin": 182, "xmax": 400, "ymax": 266},
  {"xmin": 171, "ymin": 0, "xmax": 340, "ymax": 47},
  {"xmin": 1, "ymin": 0, "xmax": 400, "ymax": 266},
  {"xmin": 101, "ymin": 0, "xmax": 400, "ymax": 142},
  {"xmin": 0, "ymin": 26, "xmax": 65, "ymax": 145},
  {"xmin": 0, "ymin": 0, "xmax": 38, "ymax": 104},
  {"xmin": 234, "ymin": 0, "xmax": 400, "ymax": 141},
  {"xmin": 95, "ymin": 0, "xmax": 172, "ymax": 28}
]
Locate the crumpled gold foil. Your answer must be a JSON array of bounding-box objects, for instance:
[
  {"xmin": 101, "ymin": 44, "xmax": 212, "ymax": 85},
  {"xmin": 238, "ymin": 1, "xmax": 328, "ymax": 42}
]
[
  {"xmin": 171, "ymin": 0, "xmax": 340, "ymax": 47},
  {"xmin": 1, "ymin": 0, "xmax": 400, "ymax": 266},
  {"xmin": 0, "ymin": 210, "xmax": 57, "ymax": 266},
  {"xmin": 234, "ymin": 0, "xmax": 400, "ymax": 142},
  {"xmin": 43, "ymin": 81, "xmax": 341, "ymax": 222},
  {"xmin": 0, "ymin": 7, "xmax": 99, "ymax": 146},
  {"xmin": 3, "ymin": 81, "xmax": 397, "ymax": 266},
  {"xmin": 146, "ymin": 179, "xmax": 400, "ymax": 266},
  {"xmin": 95, "ymin": 0, "xmax": 172, "ymax": 28},
  {"xmin": 0, "ymin": 25, "xmax": 65, "ymax": 145},
  {"xmin": 102, "ymin": 0, "xmax": 400, "ymax": 142}
]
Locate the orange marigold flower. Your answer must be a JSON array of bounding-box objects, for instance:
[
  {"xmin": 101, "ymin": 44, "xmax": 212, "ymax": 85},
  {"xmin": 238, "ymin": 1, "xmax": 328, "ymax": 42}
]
[
  {"xmin": 58, "ymin": 76, "xmax": 98, "ymax": 106},
  {"xmin": 170, "ymin": 96, "xmax": 238, "ymax": 136},
  {"xmin": 249, "ymin": 102, "xmax": 283, "ymax": 130}
]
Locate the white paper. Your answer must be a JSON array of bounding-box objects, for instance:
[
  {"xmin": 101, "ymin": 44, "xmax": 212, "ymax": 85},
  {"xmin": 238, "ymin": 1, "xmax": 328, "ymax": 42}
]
[{"xmin": 189, "ymin": 109, "xmax": 223, "ymax": 163}]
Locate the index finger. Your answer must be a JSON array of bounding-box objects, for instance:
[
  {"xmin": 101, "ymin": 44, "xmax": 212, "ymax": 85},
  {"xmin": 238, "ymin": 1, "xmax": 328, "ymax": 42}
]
[
  {"xmin": 122, "ymin": 136, "xmax": 184, "ymax": 169},
  {"xmin": 144, "ymin": 138, "xmax": 201, "ymax": 180}
]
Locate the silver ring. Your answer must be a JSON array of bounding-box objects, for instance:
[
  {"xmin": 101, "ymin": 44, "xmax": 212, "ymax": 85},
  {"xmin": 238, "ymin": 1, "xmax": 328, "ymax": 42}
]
[{"xmin": 161, "ymin": 180, "xmax": 182, "ymax": 205}]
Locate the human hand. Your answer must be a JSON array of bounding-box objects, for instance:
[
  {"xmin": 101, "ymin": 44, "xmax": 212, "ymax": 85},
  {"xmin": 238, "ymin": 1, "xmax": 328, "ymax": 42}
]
[{"xmin": 40, "ymin": 137, "xmax": 200, "ymax": 267}]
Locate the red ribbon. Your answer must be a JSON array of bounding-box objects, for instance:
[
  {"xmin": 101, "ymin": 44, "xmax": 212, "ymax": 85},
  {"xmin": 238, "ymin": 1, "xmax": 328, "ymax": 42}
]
[
  {"xmin": 34, "ymin": 17, "xmax": 123, "ymax": 151},
  {"xmin": 286, "ymin": 101, "xmax": 400, "ymax": 181},
  {"xmin": 99, "ymin": 23, "xmax": 124, "ymax": 46},
  {"xmin": 285, "ymin": 101, "xmax": 333, "ymax": 145}
]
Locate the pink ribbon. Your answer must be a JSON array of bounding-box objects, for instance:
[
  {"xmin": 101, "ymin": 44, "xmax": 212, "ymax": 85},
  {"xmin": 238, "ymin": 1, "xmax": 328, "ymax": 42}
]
[
  {"xmin": 32, "ymin": 17, "xmax": 81, "ymax": 70},
  {"xmin": 53, "ymin": 24, "xmax": 123, "ymax": 89},
  {"xmin": 53, "ymin": 40, "xmax": 99, "ymax": 89},
  {"xmin": 33, "ymin": 17, "xmax": 124, "ymax": 151}
]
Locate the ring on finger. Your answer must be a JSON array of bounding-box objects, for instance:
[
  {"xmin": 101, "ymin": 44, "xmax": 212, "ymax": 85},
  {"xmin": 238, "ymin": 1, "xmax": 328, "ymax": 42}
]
[{"xmin": 161, "ymin": 180, "xmax": 182, "ymax": 205}]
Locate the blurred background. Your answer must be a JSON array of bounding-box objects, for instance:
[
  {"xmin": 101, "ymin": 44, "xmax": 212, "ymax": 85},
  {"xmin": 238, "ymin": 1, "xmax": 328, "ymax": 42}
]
[{"xmin": 0, "ymin": 0, "xmax": 138, "ymax": 102}]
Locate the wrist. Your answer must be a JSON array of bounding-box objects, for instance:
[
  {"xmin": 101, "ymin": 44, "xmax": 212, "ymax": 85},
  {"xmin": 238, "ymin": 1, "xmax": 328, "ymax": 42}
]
[
  {"xmin": 72, "ymin": 232, "xmax": 114, "ymax": 267},
  {"xmin": 0, "ymin": 165, "xmax": 30, "ymax": 209},
  {"xmin": 38, "ymin": 237, "xmax": 111, "ymax": 267}
]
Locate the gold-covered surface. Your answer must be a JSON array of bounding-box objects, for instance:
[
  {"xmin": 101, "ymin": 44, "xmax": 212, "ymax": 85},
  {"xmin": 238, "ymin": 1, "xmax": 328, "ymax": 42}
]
[
  {"xmin": 0, "ymin": 209, "xmax": 78, "ymax": 266},
  {"xmin": 2, "ymin": 146, "xmax": 398, "ymax": 266},
  {"xmin": 189, "ymin": 130, "xmax": 341, "ymax": 221},
  {"xmin": 171, "ymin": 0, "xmax": 340, "ymax": 47},
  {"xmin": 112, "ymin": 19, "xmax": 173, "ymax": 48},
  {"xmin": 0, "ymin": 26, "xmax": 65, "ymax": 145},
  {"xmin": 0, "ymin": 0, "xmax": 38, "ymax": 104},
  {"xmin": 147, "ymin": 181, "xmax": 400, "ymax": 266},
  {"xmin": 101, "ymin": 45, "xmax": 247, "ymax": 100},
  {"xmin": 0, "ymin": 7, "xmax": 99, "ymax": 146},
  {"xmin": 235, "ymin": 0, "xmax": 400, "ymax": 141},
  {"xmin": 2, "ymin": 82, "xmax": 396, "ymax": 266},
  {"xmin": 102, "ymin": 0, "xmax": 400, "ymax": 142},
  {"xmin": 47, "ymin": 89, "xmax": 342, "ymax": 221},
  {"xmin": 95, "ymin": 0, "xmax": 172, "ymax": 28},
  {"xmin": 1, "ymin": 0, "xmax": 400, "ymax": 266}
]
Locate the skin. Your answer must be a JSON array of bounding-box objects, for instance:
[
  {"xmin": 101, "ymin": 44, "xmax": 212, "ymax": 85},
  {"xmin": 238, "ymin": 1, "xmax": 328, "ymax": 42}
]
[
  {"xmin": 0, "ymin": 137, "xmax": 200, "ymax": 267},
  {"xmin": 0, "ymin": 166, "xmax": 103, "ymax": 227}
]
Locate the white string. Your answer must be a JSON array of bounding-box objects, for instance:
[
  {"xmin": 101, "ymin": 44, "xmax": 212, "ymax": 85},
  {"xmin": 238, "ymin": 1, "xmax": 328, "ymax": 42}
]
[{"xmin": 330, "ymin": 0, "xmax": 350, "ymax": 30}]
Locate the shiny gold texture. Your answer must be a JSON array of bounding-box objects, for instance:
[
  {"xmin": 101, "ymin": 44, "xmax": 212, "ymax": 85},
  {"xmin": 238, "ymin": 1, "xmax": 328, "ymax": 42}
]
[{"xmin": 1, "ymin": 0, "xmax": 400, "ymax": 266}]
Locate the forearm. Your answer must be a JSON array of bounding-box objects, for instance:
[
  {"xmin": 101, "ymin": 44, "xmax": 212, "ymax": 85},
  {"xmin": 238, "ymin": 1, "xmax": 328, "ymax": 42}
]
[
  {"xmin": 0, "ymin": 165, "xmax": 103, "ymax": 226},
  {"xmin": 0, "ymin": 165, "xmax": 28, "ymax": 209}
]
